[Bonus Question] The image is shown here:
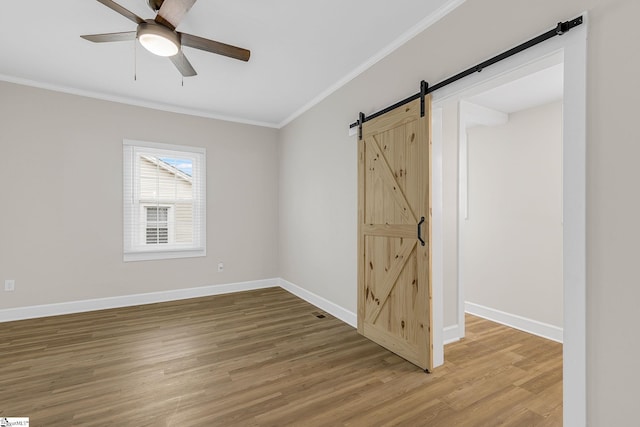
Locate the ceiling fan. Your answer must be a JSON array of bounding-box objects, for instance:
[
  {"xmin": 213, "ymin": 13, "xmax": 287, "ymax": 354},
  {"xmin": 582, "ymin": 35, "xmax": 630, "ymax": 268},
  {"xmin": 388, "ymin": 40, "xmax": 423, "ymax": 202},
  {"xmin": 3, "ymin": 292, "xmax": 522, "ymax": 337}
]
[{"xmin": 81, "ymin": 0, "xmax": 250, "ymax": 77}]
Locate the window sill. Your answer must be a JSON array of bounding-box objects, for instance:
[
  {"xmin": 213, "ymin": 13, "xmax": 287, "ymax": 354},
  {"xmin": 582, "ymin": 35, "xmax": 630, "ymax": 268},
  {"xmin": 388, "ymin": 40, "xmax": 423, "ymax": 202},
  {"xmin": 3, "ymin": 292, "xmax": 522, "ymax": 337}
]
[{"xmin": 123, "ymin": 248, "xmax": 206, "ymax": 262}]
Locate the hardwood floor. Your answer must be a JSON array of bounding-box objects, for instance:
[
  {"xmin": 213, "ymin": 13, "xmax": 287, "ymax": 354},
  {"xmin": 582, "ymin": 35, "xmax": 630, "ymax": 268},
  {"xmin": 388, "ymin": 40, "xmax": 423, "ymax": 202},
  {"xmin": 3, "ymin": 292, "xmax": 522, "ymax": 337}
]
[{"xmin": 0, "ymin": 288, "xmax": 562, "ymax": 426}]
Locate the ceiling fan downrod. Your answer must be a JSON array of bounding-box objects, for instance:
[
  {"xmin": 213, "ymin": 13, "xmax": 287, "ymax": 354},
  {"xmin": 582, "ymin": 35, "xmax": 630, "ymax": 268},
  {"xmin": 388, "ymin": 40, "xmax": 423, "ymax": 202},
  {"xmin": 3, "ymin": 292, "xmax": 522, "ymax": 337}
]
[{"xmin": 147, "ymin": 0, "xmax": 164, "ymax": 12}]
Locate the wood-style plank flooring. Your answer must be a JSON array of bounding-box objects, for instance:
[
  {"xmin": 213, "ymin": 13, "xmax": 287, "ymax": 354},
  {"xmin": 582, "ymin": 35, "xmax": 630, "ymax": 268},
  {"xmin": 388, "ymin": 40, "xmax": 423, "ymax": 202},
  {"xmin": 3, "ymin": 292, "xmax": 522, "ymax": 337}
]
[{"xmin": 0, "ymin": 288, "xmax": 562, "ymax": 426}]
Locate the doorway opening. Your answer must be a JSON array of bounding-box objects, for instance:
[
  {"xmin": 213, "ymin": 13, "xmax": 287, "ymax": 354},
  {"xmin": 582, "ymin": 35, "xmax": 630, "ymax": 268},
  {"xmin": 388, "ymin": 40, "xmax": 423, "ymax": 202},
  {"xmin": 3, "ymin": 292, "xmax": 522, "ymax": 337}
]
[
  {"xmin": 459, "ymin": 53, "xmax": 564, "ymax": 342},
  {"xmin": 430, "ymin": 17, "xmax": 586, "ymax": 426}
]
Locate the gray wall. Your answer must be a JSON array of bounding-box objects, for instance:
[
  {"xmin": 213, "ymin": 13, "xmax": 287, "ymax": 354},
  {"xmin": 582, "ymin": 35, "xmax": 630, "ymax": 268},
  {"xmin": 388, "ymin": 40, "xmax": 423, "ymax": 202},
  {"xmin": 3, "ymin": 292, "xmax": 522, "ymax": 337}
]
[
  {"xmin": 0, "ymin": 81, "xmax": 279, "ymax": 308},
  {"xmin": 277, "ymin": 0, "xmax": 640, "ymax": 424},
  {"xmin": 463, "ymin": 101, "xmax": 563, "ymax": 327}
]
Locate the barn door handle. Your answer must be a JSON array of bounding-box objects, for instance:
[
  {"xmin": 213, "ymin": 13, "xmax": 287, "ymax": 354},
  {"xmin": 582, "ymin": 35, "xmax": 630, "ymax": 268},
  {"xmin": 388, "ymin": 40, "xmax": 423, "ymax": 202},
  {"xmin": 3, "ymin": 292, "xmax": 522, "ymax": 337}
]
[{"xmin": 417, "ymin": 216, "xmax": 426, "ymax": 246}]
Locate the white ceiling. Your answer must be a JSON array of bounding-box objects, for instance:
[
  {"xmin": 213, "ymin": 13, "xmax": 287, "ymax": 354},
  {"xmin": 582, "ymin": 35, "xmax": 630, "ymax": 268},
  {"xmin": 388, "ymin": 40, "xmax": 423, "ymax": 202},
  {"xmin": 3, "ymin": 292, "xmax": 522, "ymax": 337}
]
[
  {"xmin": 467, "ymin": 62, "xmax": 564, "ymax": 114},
  {"xmin": 0, "ymin": 0, "xmax": 462, "ymax": 127}
]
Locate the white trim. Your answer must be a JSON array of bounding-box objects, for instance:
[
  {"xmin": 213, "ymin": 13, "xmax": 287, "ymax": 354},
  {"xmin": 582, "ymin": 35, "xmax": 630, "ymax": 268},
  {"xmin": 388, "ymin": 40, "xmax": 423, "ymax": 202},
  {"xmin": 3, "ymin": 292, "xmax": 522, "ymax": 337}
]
[
  {"xmin": 561, "ymin": 14, "xmax": 588, "ymax": 427},
  {"xmin": 443, "ymin": 324, "xmax": 462, "ymax": 344},
  {"xmin": 278, "ymin": 0, "xmax": 466, "ymax": 128},
  {"xmin": 0, "ymin": 279, "xmax": 279, "ymax": 323},
  {"xmin": 123, "ymin": 248, "xmax": 206, "ymax": 262},
  {"xmin": 123, "ymin": 139, "xmax": 206, "ymax": 154},
  {"xmin": 431, "ymin": 107, "xmax": 445, "ymax": 368},
  {"xmin": 0, "ymin": 278, "xmax": 358, "ymax": 328},
  {"xmin": 465, "ymin": 302, "xmax": 563, "ymax": 343},
  {"xmin": 278, "ymin": 279, "xmax": 357, "ymax": 328},
  {"xmin": 0, "ymin": 73, "xmax": 279, "ymax": 129}
]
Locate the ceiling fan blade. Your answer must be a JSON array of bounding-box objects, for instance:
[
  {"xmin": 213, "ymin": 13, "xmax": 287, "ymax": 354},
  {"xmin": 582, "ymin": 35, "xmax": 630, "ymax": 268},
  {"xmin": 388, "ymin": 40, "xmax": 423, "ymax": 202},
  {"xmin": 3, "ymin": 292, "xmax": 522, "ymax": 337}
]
[
  {"xmin": 81, "ymin": 31, "xmax": 137, "ymax": 43},
  {"xmin": 169, "ymin": 50, "xmax": 197, "ymax": 77},
  {"xmin": 155, "ymin": 0, "xmax": 197, "ymax": 30},
  {"xmin": 180, "ymin": 33, "xmax": 250, "ymax": 62},
  {"xmin": 96, "ymin": 0, "xmax": 144, "ymax": 24}
]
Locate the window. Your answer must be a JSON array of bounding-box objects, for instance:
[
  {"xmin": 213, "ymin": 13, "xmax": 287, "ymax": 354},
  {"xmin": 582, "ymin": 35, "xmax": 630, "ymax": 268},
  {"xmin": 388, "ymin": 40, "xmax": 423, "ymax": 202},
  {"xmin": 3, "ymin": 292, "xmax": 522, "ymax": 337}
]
[{"xmin": 123, "ymin": 140, "xmax": 206, "ymax": 261}]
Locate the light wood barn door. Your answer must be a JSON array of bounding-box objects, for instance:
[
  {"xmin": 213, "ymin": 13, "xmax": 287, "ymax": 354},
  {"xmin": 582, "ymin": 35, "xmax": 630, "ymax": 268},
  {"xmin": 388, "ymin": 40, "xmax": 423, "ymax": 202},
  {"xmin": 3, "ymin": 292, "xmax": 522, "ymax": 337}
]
[{"xmin": 357, "ymin": 97, "xmax": 432, "ymax": 371}]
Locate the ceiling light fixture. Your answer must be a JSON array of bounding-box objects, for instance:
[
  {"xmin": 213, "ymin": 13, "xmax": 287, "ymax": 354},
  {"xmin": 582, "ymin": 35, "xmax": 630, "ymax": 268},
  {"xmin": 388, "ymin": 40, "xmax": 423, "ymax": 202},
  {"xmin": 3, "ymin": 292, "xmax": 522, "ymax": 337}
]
[{"xmin": 137, "ymin": 21, "xmax": 180, "ymax": 57}]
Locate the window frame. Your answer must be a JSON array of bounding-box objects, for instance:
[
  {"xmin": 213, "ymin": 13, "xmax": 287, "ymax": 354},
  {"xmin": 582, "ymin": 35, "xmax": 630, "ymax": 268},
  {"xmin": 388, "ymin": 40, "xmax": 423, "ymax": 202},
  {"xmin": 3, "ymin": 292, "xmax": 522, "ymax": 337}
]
[{"xmin": 123, "ymin": 139, "xmax": 206, "ymax": 262}]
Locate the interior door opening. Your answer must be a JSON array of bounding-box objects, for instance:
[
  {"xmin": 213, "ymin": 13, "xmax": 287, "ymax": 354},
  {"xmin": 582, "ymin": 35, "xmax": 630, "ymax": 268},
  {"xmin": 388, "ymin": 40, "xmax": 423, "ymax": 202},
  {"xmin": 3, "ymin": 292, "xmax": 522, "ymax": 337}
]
[
  {"xmin": 430, "ymin": 19, "xmax": 587, "ymax": 424},
  {"xmin": 458, "ymin": 55, "xmax": 564, "ymax": 342}
]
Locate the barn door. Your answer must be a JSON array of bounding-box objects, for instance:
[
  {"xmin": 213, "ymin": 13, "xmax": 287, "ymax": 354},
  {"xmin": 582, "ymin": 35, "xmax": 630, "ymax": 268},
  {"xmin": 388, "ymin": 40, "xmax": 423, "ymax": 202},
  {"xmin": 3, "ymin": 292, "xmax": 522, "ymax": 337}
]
[{"xmin": 357, "ymin": 96, "xmax": 432, "ymax": 371}]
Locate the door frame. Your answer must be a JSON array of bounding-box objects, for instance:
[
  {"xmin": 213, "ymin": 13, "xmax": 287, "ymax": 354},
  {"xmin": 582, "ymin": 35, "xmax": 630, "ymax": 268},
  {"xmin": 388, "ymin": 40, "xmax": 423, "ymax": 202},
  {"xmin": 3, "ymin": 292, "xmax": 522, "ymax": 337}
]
[{"xmin": 430, "ymin": 13, "xmax": 587, "ymax": 427}]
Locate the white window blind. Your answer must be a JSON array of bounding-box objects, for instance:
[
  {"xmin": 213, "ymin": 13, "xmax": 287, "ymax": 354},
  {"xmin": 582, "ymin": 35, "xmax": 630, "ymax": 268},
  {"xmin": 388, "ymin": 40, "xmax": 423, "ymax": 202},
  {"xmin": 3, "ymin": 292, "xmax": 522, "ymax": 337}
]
[{"xmin": 123, "ymin": 140, "xmax": 206, "ymax": 261}]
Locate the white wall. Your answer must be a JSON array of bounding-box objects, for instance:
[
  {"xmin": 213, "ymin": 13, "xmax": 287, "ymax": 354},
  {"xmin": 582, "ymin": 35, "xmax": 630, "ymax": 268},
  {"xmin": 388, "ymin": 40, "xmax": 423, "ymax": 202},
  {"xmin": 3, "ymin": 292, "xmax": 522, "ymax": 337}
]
[
  {"xmin": 278, "ymin": 0, "xmax": 640, "ymax": 424},
  {"xmin": 0, "ymin": 81, "xmax": 279, "ymax": 309},
  {"xmin": 462, "ymin": 101, "xmax": 563, "ymax": 328}
]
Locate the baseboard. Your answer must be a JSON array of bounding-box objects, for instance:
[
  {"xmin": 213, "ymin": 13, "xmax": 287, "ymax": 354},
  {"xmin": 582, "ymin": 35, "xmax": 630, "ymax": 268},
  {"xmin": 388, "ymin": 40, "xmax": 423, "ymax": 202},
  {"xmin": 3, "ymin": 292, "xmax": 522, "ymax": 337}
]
[
  {"xmin": 0, "ymin": 278, "xmax": 279, "ymax": 323},
  {"xmin": 465, "ymin": 302, "xmax": 563, "ymax": 343},
  {"xmin": 443, "ymin": 324, "xmax": 462, "ymax": 344},
  {"xmin": 0, "ymin": 278, "xmax": 358, "ymax": 327},
  {"xmin": 278, "ymin": 279, "xmax": 357, "ymax": 328}
]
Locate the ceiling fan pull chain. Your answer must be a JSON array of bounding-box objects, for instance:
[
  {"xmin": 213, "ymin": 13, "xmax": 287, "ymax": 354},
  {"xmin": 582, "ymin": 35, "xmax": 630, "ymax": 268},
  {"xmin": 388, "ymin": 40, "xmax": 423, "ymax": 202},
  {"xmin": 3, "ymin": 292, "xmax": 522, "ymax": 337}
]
[{"xmin": 134, "ymin": 41, "xmax": 138, "ymax": 81}]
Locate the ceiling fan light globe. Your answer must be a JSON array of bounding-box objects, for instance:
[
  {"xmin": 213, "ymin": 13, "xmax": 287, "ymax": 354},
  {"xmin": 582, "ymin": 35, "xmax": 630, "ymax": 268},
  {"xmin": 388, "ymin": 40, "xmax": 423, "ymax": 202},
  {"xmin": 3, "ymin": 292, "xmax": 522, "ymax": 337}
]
[
  {"xmin": 137, "ymin": 22, "xmax": 180, "ymax": 57},
  {"xmin": 139, "ymin": 33, "xmax": 179, "ymax": 56}
]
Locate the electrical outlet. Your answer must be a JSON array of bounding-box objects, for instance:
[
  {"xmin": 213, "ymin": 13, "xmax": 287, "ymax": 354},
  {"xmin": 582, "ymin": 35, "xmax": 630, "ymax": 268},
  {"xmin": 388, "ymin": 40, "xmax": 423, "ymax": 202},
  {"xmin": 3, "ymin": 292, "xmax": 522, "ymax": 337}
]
[
  {"xmin": 5, "ymin": 279, "xmax": 15, "ymax": 291},
  {"xmin": 217, "ymin": 262, "xmax": 224, "ymax": 272}
]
